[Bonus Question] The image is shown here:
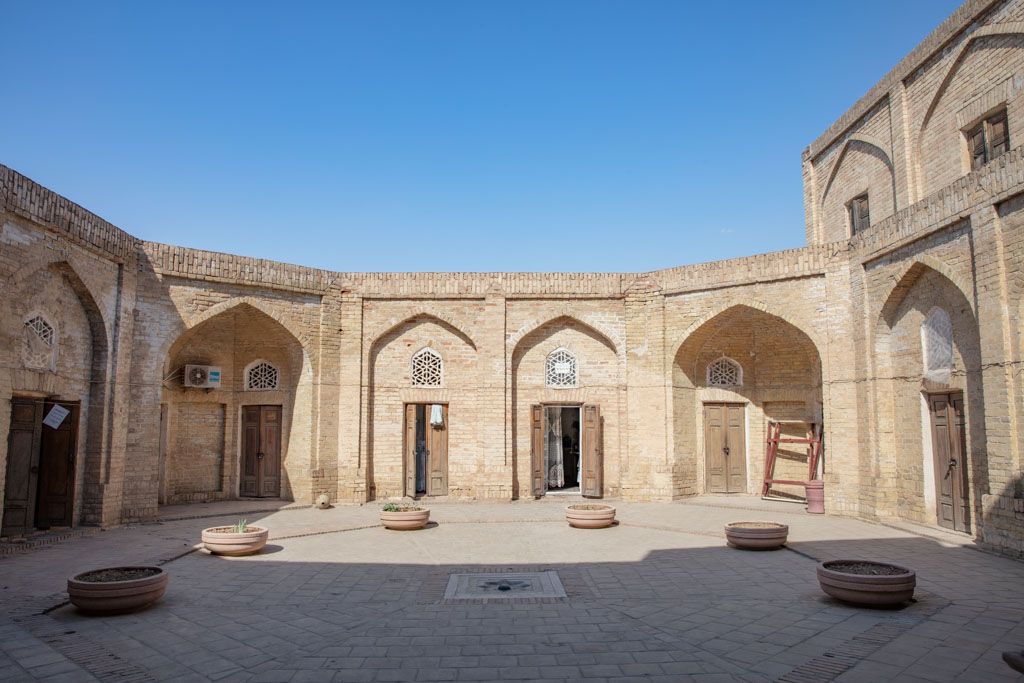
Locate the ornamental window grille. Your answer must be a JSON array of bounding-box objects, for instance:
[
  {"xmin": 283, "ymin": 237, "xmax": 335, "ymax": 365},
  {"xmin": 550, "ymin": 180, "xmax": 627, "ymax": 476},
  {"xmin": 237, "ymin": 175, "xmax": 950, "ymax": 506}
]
[
  {"xmin": 545, "ymin": 348, "xmax": 578, "ymax": 388},
  {"xmin": 23, "ymin": 314, "xmax": 57, "ymax": 370},
  {"xmin": 922, "ymin": 308, "xmax": 954, "ymax": 374},
  {"xmin": 245, "ymin": 361, "xmax": 279, "ymax": 391},
  {"xmin": 411, "ymin": 348, "xmax": 443, "ymax": 387},
  {"xmin": 707, "ymin": 357, "xmax": 742, "ymax": 387}
]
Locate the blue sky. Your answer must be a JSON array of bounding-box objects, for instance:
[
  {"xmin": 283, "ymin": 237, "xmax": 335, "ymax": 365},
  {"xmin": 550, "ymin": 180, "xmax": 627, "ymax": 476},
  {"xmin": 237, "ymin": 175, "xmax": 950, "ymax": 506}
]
[{"xmin": 2, "ymin": 1, "xmax": 963, "ymax": 273}]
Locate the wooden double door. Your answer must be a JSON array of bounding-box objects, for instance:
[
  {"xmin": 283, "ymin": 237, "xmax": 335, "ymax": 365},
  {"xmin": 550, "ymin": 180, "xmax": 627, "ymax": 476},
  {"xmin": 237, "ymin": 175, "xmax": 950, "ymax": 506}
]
[
  {"xmin": 2, "ymin": 397, "xmax": 79, "ymax": 536},
  {"xmin": 928, "ymin": 392, "xmax": 970, "ymax": 533},
  {"xmin": 241, "ymin": 405, "xmax": 281, "ymax": 498},
  {"xmin": 405, "ymin": 404, "xmax": 448, "ymax": 497},
  {"xmin": 704, "ymin": 403, "xmax": 746, "ymax": 493},
  {"xmin": 531, "ymin": 404, "xmax": 602, "ymax": 497}
]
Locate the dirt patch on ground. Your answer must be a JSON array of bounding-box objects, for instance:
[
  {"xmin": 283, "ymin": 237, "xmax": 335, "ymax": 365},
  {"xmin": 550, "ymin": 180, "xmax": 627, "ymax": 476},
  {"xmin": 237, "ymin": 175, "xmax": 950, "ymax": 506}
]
[
  {"xmin": 76, "ymin": 568, "xmax": 160, "ymax": 582},
  {"xmin": 824, "ymin": 561, "xmax": 909, "ymax": 576}
]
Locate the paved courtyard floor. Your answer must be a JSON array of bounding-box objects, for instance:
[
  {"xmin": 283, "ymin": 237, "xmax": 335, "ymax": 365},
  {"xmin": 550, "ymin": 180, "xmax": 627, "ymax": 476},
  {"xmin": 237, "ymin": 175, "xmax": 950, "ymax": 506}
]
[{"xmin": 0, "ymin": 498, "xmax": 1022, "ymax": 682}]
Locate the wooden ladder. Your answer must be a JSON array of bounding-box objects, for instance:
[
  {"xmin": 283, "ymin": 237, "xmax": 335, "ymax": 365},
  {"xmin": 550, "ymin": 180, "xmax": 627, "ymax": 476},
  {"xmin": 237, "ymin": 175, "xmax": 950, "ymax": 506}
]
[{"xmin": 761, "ymin": 420, "xmax": 823, "ymax": 501}]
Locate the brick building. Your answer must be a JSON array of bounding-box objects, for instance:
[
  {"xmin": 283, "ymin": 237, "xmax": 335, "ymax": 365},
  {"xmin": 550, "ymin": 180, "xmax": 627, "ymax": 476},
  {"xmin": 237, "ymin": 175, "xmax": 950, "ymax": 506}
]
[{"xmin": 1, "ymin": 0, "xmax": 1022, "ymax": 558}]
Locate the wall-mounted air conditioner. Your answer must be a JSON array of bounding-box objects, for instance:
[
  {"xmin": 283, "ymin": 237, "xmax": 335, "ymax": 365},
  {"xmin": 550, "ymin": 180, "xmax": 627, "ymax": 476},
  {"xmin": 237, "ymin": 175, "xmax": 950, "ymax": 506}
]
[{"xmin": 184, "ymin": 364, "xmax": 221, "ymax": 389}]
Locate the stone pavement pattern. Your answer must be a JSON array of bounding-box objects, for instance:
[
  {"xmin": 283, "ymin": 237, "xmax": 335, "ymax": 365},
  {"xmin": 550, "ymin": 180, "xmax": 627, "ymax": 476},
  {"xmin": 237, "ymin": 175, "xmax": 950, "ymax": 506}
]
[{"xmin": 0, "ymin": 499, "xmax": 1022, "ymax": 682}]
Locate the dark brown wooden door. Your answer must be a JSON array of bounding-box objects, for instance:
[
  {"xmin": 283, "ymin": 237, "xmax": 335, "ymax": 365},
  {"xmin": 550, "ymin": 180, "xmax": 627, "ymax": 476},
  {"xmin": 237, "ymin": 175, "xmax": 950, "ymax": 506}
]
[
  {"xmin": 241, "ymin": 405, "xmax": 281, "ymax": 498},
  {"xmin": 2, "ymin": 398, "xmax": 43, "ymax": 536},
  {"xmin": 427, "ymin": 405, "xmax": 448, "ymax": 496},
  {"xmin": 929, "ymin": 393, "xmax": 970, "ymax": 532},
  {"xmin": 704, "ymin": 403, "xmax": 746, "ymax": 493},
  {"xmin": 581, "ymin": 405, "xmax": 602, "ymax": 497},
  {"xmin": 35, "ymin": 401, "xmax": 79, "ymax": 528},
  {"xmin": 531, "ymin": 405, "xmax": 544, "ymax": 496}
]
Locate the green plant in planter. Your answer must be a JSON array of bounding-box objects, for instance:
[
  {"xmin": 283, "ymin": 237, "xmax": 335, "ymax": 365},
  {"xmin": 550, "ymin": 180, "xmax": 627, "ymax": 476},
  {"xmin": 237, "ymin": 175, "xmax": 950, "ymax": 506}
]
[
  {"xmin": 232, "ymin": 519, "xmax": 248, "ymax": 533},
  {"xmin": 382, "ymin": 503, "xmax": 399, "ymax": 512}
]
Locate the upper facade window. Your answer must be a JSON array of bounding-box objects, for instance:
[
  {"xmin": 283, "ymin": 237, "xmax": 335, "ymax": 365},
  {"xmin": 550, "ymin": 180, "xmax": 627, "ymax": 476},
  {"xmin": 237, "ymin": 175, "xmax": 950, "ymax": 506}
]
[
  {"xmin": 545, "ymin": 348, "xmax": 578, "ymax": 388},
  {"xmin": 23, "ymin": 313, "xmax": 57, "ymax": 371},
  {"xmin": 245, "ymin": 360, "xmax": 279, "ymax": 391},
  {"xmin": 922, "ymin": 308, "xmax": 954, "ymax": 374},
  {"xmin": 967, "ymin": 110, "xmax": 1008, "ymax": 171},
  {"xmin": 707, "ymin": 357, "xmax": 742, "ymax": 387},
  {"xmin": 848, "ymin": 194, "xmax": 870, "ymax": 235},
  {"xmin": 411, "ymin": 348, "xmax": 443, "ymax": 387}
]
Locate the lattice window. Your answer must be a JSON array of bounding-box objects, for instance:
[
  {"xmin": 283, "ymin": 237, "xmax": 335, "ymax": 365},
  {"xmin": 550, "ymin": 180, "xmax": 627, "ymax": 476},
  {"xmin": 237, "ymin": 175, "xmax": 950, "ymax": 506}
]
[
  {"xmin": 411, "ymin": 348, "xmax": 443, "ymax": 387},
  {"xmin": 545, "ymin": 348, "xmax": 578, "ymax": 388},
  {"xmin": 23, "ymin": 314, "xmax": 56, "ymax": 370},
  {"xmin": 707, "ymin": 357, "xmax": 742, "ymax": 387},
  {"xmin": 245, "ymin": 361, "xmax": 279, "ymax": 391},
  {"xmin": 922, "ymin": 308, "xmax": 954, "ymax": 373}
]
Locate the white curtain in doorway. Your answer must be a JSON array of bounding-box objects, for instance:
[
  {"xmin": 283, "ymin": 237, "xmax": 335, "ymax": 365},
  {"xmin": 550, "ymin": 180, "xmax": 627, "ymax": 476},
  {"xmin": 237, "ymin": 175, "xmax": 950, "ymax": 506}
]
[{"xmin": 545, "ymin": 409, "xmax": 564, "ymax": 488}]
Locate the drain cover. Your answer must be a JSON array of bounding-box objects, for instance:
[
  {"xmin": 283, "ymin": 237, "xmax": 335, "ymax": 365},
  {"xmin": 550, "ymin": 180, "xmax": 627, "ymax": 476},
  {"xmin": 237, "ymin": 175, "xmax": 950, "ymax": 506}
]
[{"xmin": 444, "ymin": 571, "xmax": 566, "ymax": 599}]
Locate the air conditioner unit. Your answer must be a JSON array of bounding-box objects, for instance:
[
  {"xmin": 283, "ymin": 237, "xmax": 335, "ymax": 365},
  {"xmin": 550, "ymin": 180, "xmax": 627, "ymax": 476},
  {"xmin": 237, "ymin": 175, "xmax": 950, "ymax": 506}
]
[{"xmin": 184, "ymin": 364, "xmax": 221, "ymax": 389}]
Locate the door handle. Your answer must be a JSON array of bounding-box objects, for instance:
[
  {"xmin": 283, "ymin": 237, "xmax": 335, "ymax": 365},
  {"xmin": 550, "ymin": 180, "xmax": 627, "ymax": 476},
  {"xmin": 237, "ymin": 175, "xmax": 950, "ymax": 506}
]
[
  {"xmin": 948, "ymin": 458, "xmax": 957, "ymax": 467},
  {"xmin": 723, "ymin": 447, "xmax": 730, "ymax": 456},
  {"xmin": 426, "ymin": 449, "xmax": 431, "ymax": 457},
  {"xmin": 257, "ymin": 452, "xmax": 264, "ymax": 460}
]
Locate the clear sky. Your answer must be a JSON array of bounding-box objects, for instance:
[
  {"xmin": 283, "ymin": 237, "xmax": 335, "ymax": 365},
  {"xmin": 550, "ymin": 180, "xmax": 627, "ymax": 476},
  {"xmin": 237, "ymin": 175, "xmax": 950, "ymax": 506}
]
[{"xmin": 2, "ymin": 1, "xmax": 964, "ymax": 273}]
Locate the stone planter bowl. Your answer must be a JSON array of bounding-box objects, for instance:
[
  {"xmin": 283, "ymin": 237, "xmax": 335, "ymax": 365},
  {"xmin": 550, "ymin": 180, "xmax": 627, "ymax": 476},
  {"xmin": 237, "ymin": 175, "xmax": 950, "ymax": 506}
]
[
  {"xmin": 380, "ymin": 508, "xmax": 430, "ymax": 530},
  {"xmin": 817, "ymin": 560, "xmax": 916, "ymax": 607},
  {"xmin": 724, "ymin": 521, "xmax": 789, "ymax": 550},
  {"xmin": 67, "ymin": 566, "xmax": 168, "ymax": 614},
  {"xmin": 565, "ymin": 504, "xmax": 616, "ymax": 529},
  {"xmin": 202, "ymin": 525, "xmax": 269, "ymax": 556}
]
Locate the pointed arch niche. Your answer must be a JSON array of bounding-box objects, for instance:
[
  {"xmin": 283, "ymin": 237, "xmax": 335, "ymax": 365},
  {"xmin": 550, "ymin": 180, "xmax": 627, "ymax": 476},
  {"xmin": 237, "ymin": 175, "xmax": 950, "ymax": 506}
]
[
  {"xmin": 673, "ymin": 304, "xmax": 822, "ymax": 499},
  {"xmin": 161, "ymin": 303, "xmax": 312, "ymax": 506},
  {"xmin": 873, "ymin": 262, "xmax": 986, "ymax": 533}
]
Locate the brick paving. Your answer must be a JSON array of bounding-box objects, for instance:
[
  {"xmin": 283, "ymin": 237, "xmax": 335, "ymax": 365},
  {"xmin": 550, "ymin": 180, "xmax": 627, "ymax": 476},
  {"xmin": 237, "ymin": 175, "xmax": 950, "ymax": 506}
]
[{"xmin": 0, "ymin": 498, "xmax": 1022, "ymax": 682}]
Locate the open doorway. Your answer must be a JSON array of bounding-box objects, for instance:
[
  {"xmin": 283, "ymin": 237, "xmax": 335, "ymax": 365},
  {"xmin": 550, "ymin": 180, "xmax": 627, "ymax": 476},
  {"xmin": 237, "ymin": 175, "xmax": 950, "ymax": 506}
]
[
  {"xmin": 404, "ymin": 403, "xmax": 448, "ymax": 497},
  {"xmin": 531, "ymin": 404, "xmax": 602, "ymax": 498},
  {"xmin": 544, "ymin": 406, "xmax": 581, "ymax": 493}
]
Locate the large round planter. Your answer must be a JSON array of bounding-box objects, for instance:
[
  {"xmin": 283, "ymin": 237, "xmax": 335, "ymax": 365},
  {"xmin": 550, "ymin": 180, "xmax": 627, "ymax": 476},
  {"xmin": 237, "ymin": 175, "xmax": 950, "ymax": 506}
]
[
  {"xmin": 565, "ymin": 504, "xmax": 616, "ymax": 529},
  {"xmin": 816, "ymin": 560, "xmax": 916, "ymax": 607},
  {"xmin": 725, "ymin": 521, "xmax": 788, "ymax": 550},
  {"xmin": 202, "ymin": 525, "xmax": 269, "ymax": 556},
  {"xmin": 67, "ymin": 566, "xmax": 168, "ymax": 614},
  {"xmin": 380, "ymin": 508, "xmax": 430, "ymax": 530}
]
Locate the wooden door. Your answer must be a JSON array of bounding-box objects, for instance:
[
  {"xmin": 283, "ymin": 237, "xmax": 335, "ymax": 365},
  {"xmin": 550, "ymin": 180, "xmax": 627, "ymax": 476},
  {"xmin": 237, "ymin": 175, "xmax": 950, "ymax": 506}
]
[
  {"xmin": 929, "ymin": 393, "xmax": 969, "ymax": 532},
  {"xmin": 404, "ymin": 404, "xmax": 417, "ymax": 496},
  {"xmin": 427, "ymin": 405, "xmax": 448, "ymax": 496},
  {"xmin": 581, "ymin": 404, "xmax": 602, "ymax": 497},
  {"xmin": 2, "ymin": 398, "xmax": 43, "ymax": 536},
  {"xmin": 241, "ymin": 405, "xmax": 281, "ymax": 498},
  {"xmin": 704, "ymin": 403, "xmax": 746, "ymax": 493},
  {"xmin": 530, "ymin": 405, "xmax": 544, "ymax": 496},
  {"xmin": 35, "ymin": 401, "xmax": 79, "ymax": 528}
]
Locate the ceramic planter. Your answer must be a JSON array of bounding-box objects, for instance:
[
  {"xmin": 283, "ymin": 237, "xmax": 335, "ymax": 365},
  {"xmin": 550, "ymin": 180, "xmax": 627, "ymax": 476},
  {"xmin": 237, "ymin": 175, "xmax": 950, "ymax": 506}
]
[
  {"xmin": 724, "ymin": 521, "xmax": 789, "ymax": 549},
  {"xmin": 380, "ymin": 508, "xmax": 430, "ymax": 530},
  {"xmin": 67, "ymin": 566, "xmax": 168, "ymax": 614},
  {"xmin": 201, "ymin": 525, "xmax": 269, "ymax": 556},
  {"xmin": 816, "ymin": 560, "xmax": 916, "ymax": 606},
  {"xmin": 565, "ymin": 504, "xmax": 616, "ymax": 529}
]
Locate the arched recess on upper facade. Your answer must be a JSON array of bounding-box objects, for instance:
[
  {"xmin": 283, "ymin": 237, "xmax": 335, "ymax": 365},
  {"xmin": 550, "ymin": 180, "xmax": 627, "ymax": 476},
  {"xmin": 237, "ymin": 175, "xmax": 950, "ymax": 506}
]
[
  {"xmin": 368, "ymin": 311, "xmax": 476, "ymax": 351},
  {"xmin": 669, "ymin": 298, "xmax": 824, "ymax": 364},
  {"xmin": 820, "ymin": 133, "xmax": 896, "ymax": 211},
  {"xmin": 872, "ymin": 259, "xmax": 986, "ymax": 530},
  {"xmin": 914, "ymin": 24, "xmax": 1024, "ymax": 199},
  {"xmin": 507, "ymin": 310, "xmax": 621, "ymax": 357}
]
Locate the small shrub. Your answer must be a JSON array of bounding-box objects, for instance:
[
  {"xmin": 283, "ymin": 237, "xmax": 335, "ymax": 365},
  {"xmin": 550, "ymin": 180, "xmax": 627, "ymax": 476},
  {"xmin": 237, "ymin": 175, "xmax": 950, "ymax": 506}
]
[{"xmin": 232, "ymin": 519, "xmax": 248, "ymax": 533}]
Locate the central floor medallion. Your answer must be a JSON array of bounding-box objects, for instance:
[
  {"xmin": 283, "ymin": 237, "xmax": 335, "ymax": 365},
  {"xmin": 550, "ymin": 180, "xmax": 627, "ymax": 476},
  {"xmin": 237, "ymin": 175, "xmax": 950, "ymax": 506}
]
[{"xmin": 443, "ymin": 571, "xmax": 566, "ymax": 600}]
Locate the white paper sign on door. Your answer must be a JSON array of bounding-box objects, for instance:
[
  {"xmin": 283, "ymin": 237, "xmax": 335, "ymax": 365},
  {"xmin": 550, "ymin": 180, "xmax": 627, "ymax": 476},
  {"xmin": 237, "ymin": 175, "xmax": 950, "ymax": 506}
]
[{"xmin": 43, "ymin": 404, "xmax": 70, "ymax": 429}]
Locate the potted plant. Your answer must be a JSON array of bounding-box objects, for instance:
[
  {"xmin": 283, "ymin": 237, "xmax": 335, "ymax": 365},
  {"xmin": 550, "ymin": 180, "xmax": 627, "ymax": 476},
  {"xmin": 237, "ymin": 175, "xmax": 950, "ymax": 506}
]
[
  {"xmin": 816, "ymin": 559, "xmax": 916, "ymax": 607},
  {"xmin": 565, "ymin": 504, "xmax": 616, "ymax": 529},
  {"xmin": 724, "ymin": 521, "xmax": 788, "ymax": 550},
  {"xmin": 201, "ymin": 519, "xmax": 269, "ymax": 556},
  {"xmin": 380, "ymin": 503, "xmax": 430, "ymax": 530},
  {"xmin": 67, "ymin": 566, "xmax": 168, "ymax": 614}
]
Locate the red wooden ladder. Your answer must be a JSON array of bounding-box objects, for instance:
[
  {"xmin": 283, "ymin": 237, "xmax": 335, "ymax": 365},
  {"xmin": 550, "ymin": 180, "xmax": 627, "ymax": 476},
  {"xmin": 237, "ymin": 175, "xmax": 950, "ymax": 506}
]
[{"xmin": 761, "ymin": 420, "xmax": 823, "ymax": 501}]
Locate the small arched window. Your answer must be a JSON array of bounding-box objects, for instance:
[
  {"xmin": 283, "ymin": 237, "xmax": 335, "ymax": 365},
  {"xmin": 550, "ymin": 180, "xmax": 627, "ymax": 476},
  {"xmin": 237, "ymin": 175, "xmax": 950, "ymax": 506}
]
[
  {"xmin": 707, "ymin": 357, "xmax": 742, "ymax": 387},
  {"xmin": 922, "ymin": 308, "xmax": 954, "ymax": 374},
  {"xmin": 411, "ymin": 348, "xmax": 443, "ymax": 387},
  {"xmin": 23, "ymin": 313, "xmax": 57, "ymax": 371},
  {"xmin": 545, "ymin": 348, "xmax": 578, "ymax": 388},
  {"xmin": 245, "ymin": 360, "xmax": 279, "ymax": 391}
]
